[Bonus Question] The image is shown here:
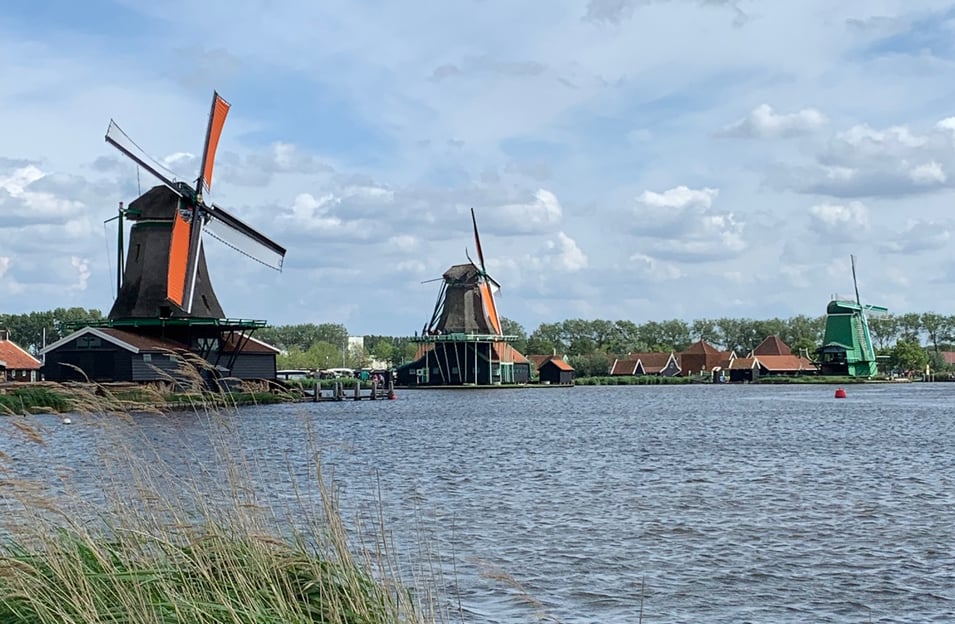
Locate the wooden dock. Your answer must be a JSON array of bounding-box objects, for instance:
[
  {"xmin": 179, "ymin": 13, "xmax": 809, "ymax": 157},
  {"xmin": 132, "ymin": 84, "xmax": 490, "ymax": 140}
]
[{"xmin": 305, "ymin": 380, "xmax": 397, "ymax": 402}]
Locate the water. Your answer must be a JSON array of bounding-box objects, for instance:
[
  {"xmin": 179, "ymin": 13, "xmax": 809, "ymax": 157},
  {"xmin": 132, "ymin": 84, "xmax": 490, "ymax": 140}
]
[{"xmin": 4, "ymin": 383, "xmax": 955, "ymax": 623}]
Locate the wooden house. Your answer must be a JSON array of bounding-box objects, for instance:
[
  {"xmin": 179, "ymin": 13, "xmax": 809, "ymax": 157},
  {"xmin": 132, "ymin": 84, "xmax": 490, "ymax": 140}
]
[
  {"xmin": 0, "ymin": 330, "xmax": 42, "ymax": 382},
  {"xmin": 535, "ymin": 355, "xmax": 575, "ymax": 385},
  {"xmin": 41, "ymin": 327, "xmax": 191, "ymax": 383},
  {"xmin": 635, "ymin": 352, "xmax": 681, "ymax": 376},
  {"xmin": 727, "ymin": 336, "xmax": 818, "ymax": 382},
  {"xmin": 610, "ymin": 352, "xmax": 681, "ymax": 376},
  {"xmin": 41, "ymin": 326, "xmax": 280, "ymax": 384},
  {"xmin": 221, "ymin": 333, "xmax": 280, "ymax": 381},
  {"xmin": 678, "ymin": 340, "xmax": 732, "ymax": 377}
]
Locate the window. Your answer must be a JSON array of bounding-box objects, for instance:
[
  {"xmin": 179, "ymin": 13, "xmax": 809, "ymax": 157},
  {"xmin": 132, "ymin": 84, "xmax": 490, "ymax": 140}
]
[{"xmin": 76, "ymin": 335, "xmax": 102, "ymax": 349}]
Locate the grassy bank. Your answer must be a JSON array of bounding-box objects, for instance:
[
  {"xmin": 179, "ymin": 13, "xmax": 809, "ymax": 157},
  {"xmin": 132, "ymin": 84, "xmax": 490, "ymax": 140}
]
[
  {"xmin": 0, "ymin": 381, "xmax": 300, "ymax": 416},
  {"xmin": 0, "ymin": 404, "xmax": 436, "ymax": 623}
]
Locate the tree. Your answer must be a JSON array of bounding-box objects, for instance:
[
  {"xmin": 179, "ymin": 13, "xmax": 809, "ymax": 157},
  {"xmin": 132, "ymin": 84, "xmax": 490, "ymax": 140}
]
[
  {"xmin": 659, "ymin": 319, "xmax": 691, "ymax": 352},
  {"xmin": 258, "ymin": 323, "xmax": 350, "ymax": 352},
  {"xmin": 889, "ymin": 340, "xmax": 929, "ymax": 374},
  {"xmin": 690, "ymin": 318, "xmax": 720, "ymax": 344},
  {"xmin": 568, "ymin": 352, "xmax": 612, "ymax": 377},
  {"xmin": 867, "ymin": 314, "xmax": 898, "ymax": 351},
  {"xmin": 0, "ymin": 308, "xmax": 104, "ymax": 354},
  {"xmin": 897, "ymin": 313, "xmax": 922, "ymax": 344},
  {"xmin": 499, "ymin": 317, "xmax": 527, "ymax": 354},
  {"xmin": 920, "ymin": 312, "xmax": 950, "ymax": 354},
  {"xmin": 526, "ymin": 323, "xmax": 566, "ymax": 355}
]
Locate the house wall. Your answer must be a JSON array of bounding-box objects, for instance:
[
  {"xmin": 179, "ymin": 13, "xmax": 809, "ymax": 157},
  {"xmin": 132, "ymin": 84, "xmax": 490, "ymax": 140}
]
[
  {"xmin": 513, "ymin": 362, "xmax": 531, "ymax": 384},
  {"xmin": 729, "ymin": 368, "xmax": 758, "ymax": 383},
  {"xmin": 43, "ymin": 346, "xmax": 134, "ymax": 382},
  {"xmin": 5, "ymin": 369, "xmax": 38, "ymax": 382},
  {"xmin": 131, "ymin": 353, "xmax": 183, "ymax": 381},
  {"xmin": 230, "ymin": 354, "xmax": 277, "ymax": 380}
]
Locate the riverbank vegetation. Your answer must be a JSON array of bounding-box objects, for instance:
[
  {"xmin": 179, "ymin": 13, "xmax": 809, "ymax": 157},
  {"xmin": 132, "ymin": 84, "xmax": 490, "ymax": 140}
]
[{"xmin": 0, "ymin": 403, "xmax": 436, "ymax": 623}]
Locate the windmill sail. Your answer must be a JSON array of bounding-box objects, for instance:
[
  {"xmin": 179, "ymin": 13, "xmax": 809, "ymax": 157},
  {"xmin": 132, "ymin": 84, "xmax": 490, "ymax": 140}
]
[
  {"xmin": 206, "ymin": 204, "xmax": 286, "ymax": 270},
  {"xmin": 198, "ymin": 92, "xmax": 230, "ymax": 196},
  {"xmin": 179, "ymin": 92, "xmax": 231, "ymax": 312},
  {"xmin": 471, "ymin": 208, "xmax": 502, "ymax": 335},
  {"xmin": 105, "ymin": 120, "xmax": 185, "ymax": 196}
]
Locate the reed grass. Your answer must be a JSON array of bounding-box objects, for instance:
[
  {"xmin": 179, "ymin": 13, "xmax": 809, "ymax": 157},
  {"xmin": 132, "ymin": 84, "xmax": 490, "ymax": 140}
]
[{"xmin": 0, "ymin": 362, "xmax": 438, "ymax": 624}]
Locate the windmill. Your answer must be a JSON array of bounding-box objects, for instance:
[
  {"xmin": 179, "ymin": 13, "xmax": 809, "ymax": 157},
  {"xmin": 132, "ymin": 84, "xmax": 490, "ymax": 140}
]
[
  {"xmin": 399, "ymin": 209, "xmax": 527, "ymax": 386},
  {"xmin": 817, "ymin": 255, "xmax": 888, "ymax": 377},
  {"xmin": 104, "ymin": 91, "xmax": 286, "ymax": 320}
]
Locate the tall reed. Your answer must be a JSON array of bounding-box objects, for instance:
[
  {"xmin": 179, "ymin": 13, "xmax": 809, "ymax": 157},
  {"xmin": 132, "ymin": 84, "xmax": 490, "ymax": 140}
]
[{"xmin": 0, "ymin": 365, "xmax": 439, "ymax": 624}]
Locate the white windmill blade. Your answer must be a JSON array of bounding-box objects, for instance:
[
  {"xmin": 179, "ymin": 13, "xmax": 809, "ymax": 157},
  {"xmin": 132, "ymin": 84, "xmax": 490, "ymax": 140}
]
[
  {"xmin": 205, "ymin": 203, "xmax": 286, "ymax": 270},
  {"xmin": 105, "ymin": 120, "xmax": 187, "ymax": 196}
]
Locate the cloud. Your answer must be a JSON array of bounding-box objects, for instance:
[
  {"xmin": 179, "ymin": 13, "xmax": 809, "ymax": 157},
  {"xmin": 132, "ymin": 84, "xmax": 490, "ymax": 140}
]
[
  {"xmin": 488, "ymin": 188, "xmax": 563, "ymax": 234},
  {"xmin": 720, "ymin": 104, "xmax": 828, "ymax": 139},
  {"xmin": 551, "ymin": 232, "xmax": 588, "ymax": 271},
  {"xmin": 808, "ymin": 201, "xmax": 870, "ymax": 240},
  {"xmin": 70, "ymin": 256, "xmax": 90, "ymax": 291},
  {"xmin": 629, "ymin": 252, "xmax": 682, "ymax": 280},
  {"xmin": 631, "ymin": 186, "xmax": 745, "ymax": 261},
  {"xmin": 769, "ymin": 118, "xmax": 955, "ymax": 198},
  {"xmin": 880, "ymin": 220, "xmax": 951, "ymax": 254}
]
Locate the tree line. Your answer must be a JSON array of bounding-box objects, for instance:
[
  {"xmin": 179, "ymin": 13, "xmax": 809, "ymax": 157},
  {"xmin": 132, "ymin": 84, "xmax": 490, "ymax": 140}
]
[{"xmin": 3, "ymin": 310, "xmax": 953, "ymax": 377}]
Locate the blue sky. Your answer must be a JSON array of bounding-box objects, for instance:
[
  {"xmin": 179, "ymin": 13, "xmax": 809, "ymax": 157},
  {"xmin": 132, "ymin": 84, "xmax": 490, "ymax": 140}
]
[{"xmin": 3, "ymin": 1, "xmax": 955, "ymax": 336}]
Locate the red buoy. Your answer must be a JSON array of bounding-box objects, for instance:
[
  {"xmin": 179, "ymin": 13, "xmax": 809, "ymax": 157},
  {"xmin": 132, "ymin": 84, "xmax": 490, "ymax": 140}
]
[{"xmin": 834, "ymin": 387, "xmax": 847, "ymax": 399}]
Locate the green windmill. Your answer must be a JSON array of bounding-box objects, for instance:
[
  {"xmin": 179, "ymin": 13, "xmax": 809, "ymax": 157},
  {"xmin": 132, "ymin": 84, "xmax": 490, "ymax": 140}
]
[{"xmin": 817, "ymin": 255, "xmax": 887, "ymax": 377}]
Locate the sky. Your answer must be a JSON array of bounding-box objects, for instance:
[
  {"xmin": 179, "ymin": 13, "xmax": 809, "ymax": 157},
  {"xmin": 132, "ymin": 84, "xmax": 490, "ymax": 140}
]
[{"xmin": 3, "ymin": 1, "xmax": 955, "ymax": 336}]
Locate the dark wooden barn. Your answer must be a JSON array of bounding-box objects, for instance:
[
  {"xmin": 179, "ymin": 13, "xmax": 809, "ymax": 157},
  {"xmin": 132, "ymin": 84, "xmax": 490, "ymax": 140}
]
[
  {"xmin": 537, "ymin": 356, "xmax": 574, "ymax": 385},
  {"xmin": 41, "ymin": 326, "xmax": 280, "ymax": 384},
  {"xmin": 41, "ymin": 327, "xmax": 191, "ymax": 383}
]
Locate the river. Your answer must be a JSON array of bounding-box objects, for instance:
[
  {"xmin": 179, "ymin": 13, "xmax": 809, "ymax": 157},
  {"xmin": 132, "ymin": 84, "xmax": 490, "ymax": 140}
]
[{"xmin": 4, "ymin": 383, "xmax": 955, "ymax": 623}]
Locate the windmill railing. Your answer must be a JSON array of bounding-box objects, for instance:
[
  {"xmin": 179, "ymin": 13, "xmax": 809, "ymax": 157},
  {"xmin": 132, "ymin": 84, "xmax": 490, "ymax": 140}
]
[
  {"xmin": 62, "ymin": 317, "xmax": 269, "ymax": 332},
  {"xmin": 409, "ymin": 333, "xmax": 519, "ymax": 343}
]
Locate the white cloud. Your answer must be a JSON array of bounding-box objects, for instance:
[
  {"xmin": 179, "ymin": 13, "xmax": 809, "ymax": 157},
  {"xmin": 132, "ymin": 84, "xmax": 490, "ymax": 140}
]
[
  {"xmin": 551, "ymin": 232, "xmax": 588, "ymax": 271},
  {"xmin": 809, "ymin": 201, "xmax": 870, "ymax": 237},
  {"xmin": 632, "ymin": 186, "xmax": 745, "ymax": 261},
  {"xmin": 880, "ymin": 220, "xmax": 951, "ymax": 254},
  {"xmin": 629, "ymin": 253, "xmax": 682, "ymax": 280},
  {"xmin": 908, "ymin": 161, "xmax": 946, "ymax": 185},
  {"xmin": 489, "ymin": 188, "xmax": 563, "ymax": 234},
  {"xmin": 721, "ymin": 104, "xmax": 828, "ymax": 139},
  {"xmin": 70, "ymin": 256, "xmax": 90, "ymax": 291},
  {"xmin": 637, "ymin": 186, "xmax": 718, "ymax": 210}
]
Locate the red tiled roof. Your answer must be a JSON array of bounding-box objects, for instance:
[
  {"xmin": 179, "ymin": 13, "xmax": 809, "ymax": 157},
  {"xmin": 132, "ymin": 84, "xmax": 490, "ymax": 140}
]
[
  {"xmin": 636, "ymin": 352, "xmax": 675, "ymax": 373},
  {"xmin": 97, "ymin": 328, "xmax": 189, "ymax": 352},
  {"xmin": 0, "ymin": 339, "xmax": 41, "ymax": 370},
  {"xmin": 542, "ymin": 357, "xmax": 574, "ymax": 371},
  {"xmin": 681, "ymin": 339, "xmax": 721, "ymax": 355},
  {"xmin": 752, "ymin": 335, "xmax": 792, "ymax": 356},
  {"xmin": 610, "ymin": 357, "xmax": 638, "ymax": 375},
  {"xmin": 756, "ymin": 355, "xmax": 817, "ymax": 372},
  {"xmin": 728, "ymin": 357, "xmax": 757, "ymax": 370}
]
